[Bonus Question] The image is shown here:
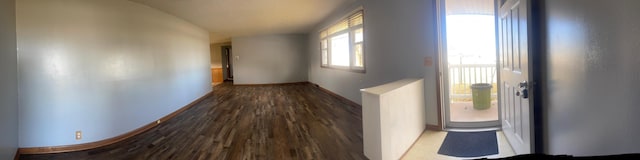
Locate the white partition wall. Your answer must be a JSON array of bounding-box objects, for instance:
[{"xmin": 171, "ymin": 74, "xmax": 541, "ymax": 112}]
[{"xmin": 361, "ymin": 78, "xmax": 427, "ymax": 160}]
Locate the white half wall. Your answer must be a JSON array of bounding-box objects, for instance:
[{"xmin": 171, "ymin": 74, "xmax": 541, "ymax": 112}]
[
  {"xmin": 308, "ymin": 0, "xmax": 439, "ymax": 125},
  {"xmin": 362, "ymin": 79, "xmax": 426, "ymax": 160},
  {"xmin": 0, "ymin": 0, "xmax": 19, "ymax": 158},
  {"xmin": 232, "ymin": 34, "xmax": 308, "ymax": 84},
  {"xmin": 17, "ymin": 0, "xmax": 211, "ymax": 147}
]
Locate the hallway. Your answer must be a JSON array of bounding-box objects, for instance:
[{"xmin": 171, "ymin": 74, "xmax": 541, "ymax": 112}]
[{"xmin": 21, "ymin": 83, "xmax": 366, "ymax": 160}]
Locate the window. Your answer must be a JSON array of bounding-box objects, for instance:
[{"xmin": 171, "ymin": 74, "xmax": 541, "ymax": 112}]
[{"xmin": 320, "ymin": 10, "xmax": 364, "ymax": 71}]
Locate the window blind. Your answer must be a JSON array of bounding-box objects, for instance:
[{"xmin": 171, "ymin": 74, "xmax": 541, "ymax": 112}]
[{"xmin": 349, "ymin": 11, "xmax": 363, "ymax": 26}]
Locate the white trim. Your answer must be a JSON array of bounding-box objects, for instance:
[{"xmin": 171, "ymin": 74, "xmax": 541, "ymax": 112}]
[{"xmin": 437, "ymin": 0, "xmax": 501, "ymax": 129}]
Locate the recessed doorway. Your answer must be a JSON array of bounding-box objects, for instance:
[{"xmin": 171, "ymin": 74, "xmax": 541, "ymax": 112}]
[
  {"xmin": 221, "ymin": 45, "xmax": 233, "ymax": 81},
  {"xmin": 438, "ymin": 0, "xmax": 500, "ymax": 129}
]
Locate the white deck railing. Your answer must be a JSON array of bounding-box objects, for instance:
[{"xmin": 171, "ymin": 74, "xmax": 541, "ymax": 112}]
[{"xmin": 448, "ymin": 64, "xmax": 497, "ymax": 99}]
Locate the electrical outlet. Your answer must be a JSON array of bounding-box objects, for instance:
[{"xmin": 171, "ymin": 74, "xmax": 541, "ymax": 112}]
[{"xmin": 75, "ymin": 131, "xmax": 82, "ymax": 140}]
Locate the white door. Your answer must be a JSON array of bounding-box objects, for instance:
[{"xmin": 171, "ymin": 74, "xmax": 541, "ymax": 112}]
[{"xmin": 498, "ymin": 0, "xmax": 532, "ymax": 154}]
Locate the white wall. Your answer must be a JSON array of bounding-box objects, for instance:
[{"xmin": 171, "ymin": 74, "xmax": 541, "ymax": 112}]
[
  {"xmin": 0, "ymin": 0, "xmax": 19, "ymax": 158},
  {"xmin": 543, "ymin": 0, "xmax": 640, "ymax": 156},
  {"xmin": 17, "ymin": 0, "xmax": 211, "ymax": 147},
  {"xmin": 308, "ymin": 0, "xmax": 440, "ymax": 125},
  {"xmin": 232, "ymin": 34, "xmax": 308, "ymax": 84}
]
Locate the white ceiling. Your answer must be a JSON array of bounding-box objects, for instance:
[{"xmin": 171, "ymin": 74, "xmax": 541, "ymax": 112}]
[{"xmin": 130, "ymin": 0, "xmax": 356, "ymax": 43}]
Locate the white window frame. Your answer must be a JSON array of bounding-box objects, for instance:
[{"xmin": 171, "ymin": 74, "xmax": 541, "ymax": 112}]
[{"xmin": 320, "ymin": 9, "xmax": 365, "ymax": 72}]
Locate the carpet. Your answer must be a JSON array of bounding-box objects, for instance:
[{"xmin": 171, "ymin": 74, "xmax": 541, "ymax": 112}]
[{"xmin": 437, "ymin": 131, "xmax": 499, "ymax": 157}]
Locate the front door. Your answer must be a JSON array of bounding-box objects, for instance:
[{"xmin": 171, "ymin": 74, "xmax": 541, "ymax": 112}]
[{"xmin": 498, "ymin": 0, "xmax": 532, "ymax": 154}]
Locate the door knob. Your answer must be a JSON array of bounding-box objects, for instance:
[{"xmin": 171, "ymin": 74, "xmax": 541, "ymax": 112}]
[
  {"xmin": 519, "ymin": 88, "xmax": 528, "ymax": 98},
  {"xmin": 519, "ymin": 81, "xmax": 528, "ymax": 88},
  {"xmin": 518, "ymin": 81, "xmax": 529, "ymax": 99}
]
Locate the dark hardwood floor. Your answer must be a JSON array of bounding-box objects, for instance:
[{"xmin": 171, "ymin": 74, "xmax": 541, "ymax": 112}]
[{"xmin": 21, "ymin": 82, "xmax": 366, "ymax": 160}]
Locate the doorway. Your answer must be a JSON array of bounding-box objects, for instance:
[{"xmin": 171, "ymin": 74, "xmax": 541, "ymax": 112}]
[
  {"xmin": 436, "ymin": 0, "xmax": 538, "ymax": 154},
  {"xmin": 221, "ymin": 45, "xmax": 233, "ymax": 81},
  {"xmin": 438, "ymin": 0, "xmax": 500, "ymax": 129}
]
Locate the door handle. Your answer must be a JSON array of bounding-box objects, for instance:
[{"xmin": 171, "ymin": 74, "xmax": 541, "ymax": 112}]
[
  {"xmin": 516, "ymin": 81, "xmax": 529, "ymax": 99},
  {"xmin": 519, "ymin": 81, "xmax": 528, "ymax": 88}
]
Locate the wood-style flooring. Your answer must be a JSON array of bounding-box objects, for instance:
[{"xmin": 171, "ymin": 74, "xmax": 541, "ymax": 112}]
[{"xmin": 21, "ymin": 82, "xmax": 366, "ymax": 160}]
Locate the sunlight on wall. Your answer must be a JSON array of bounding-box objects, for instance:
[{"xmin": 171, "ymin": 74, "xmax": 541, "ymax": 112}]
[
  {"xmin": 45, "ymin": 49, "xmax": 70, "ymax": 78},
  {"xmin": 105, "ymin": 55, "xmax": 128, "ymax": 81}
]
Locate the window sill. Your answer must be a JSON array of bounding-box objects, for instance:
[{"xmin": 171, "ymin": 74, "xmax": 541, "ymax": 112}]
[{"xmin": 321, "ymin": 66, "xmax": 366, "ymax": 73}]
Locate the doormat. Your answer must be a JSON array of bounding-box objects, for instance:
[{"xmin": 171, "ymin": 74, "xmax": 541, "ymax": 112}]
[{"xmin": 437, "ymin": 131, "xmax": 499, "ymax": 157}]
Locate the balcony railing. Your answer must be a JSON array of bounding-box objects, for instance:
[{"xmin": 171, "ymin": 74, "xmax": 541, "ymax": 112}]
[{"xmin": 448, "ymin": 63, "xmax": 497, "ymax": 100}]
